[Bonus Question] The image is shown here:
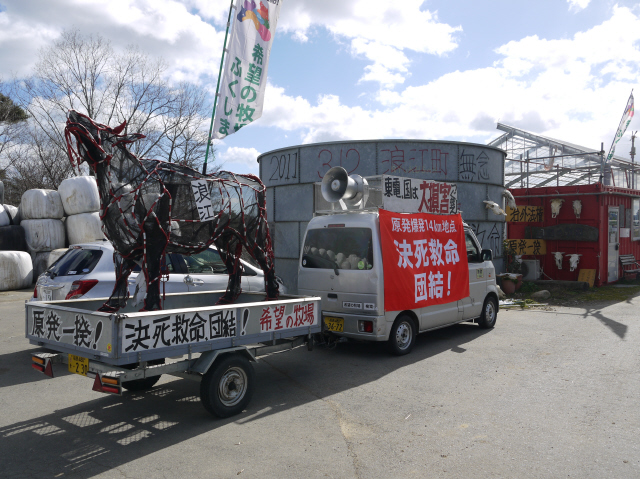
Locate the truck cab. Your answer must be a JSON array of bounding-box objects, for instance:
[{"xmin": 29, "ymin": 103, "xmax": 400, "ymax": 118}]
[{"xmin": 298, "ymin": 210, "xmax": 499, "ymax": 355}]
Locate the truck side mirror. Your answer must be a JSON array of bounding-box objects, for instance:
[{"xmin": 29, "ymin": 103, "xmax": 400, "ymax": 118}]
[{"xmin": 481, "ymin": 249, "xmax": 493, "ymax": 261}]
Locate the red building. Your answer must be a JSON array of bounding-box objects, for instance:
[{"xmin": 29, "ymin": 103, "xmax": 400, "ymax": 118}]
[
  {"xmin": 507, "ymin": 183, "xmax": 640, "ymax": 286},
  {"xmin": 490, "ymin": 123, "xmax": 639, "ymax": 286}
]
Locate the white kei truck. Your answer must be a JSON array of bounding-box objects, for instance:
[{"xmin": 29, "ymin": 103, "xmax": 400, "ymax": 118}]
[
  {"xmin": 26, "ymin": 167, "xmax": 499, "ymax": 417},
  {"xmin": 27, "ymin": 290, "xmax": 320, "ymax": 418},
  {"xmin": 297, "ymin": 167, "xmax": 500, "ymax": 355}
]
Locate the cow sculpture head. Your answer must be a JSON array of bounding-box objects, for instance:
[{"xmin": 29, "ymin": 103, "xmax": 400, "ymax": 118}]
[{"xmin": 65, "ymin": 110, "xmax": 142, "ymax": 173}]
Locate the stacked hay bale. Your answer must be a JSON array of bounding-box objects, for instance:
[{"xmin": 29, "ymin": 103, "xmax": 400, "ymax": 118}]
[
  {"xmin": 0, "ymin": 180, "xmax": 26, "ymax": 252},
  {"xmin": 0, "ymin": 181, "xmax": 32, "ymax": 290},
  {"xmin": 58, "ymin": 176, "xmax": 104, "ymax": 245},
  {"xmin": 21, "ymin": 189, "xmax": 66, "ymax": 279},
  {"xmin": 0, "ymin": 204, "xmax": 26, "ymax": 252}
]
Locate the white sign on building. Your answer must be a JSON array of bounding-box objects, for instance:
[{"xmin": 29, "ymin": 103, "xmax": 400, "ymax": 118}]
[{"xmin": 382, "ymin": 175, "xmax": 458, "ymax": 215}]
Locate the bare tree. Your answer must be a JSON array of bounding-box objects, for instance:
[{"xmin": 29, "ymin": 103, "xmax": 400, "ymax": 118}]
[
  {"xmin": 2, "ymin": 125, "xmax": 75, "ymax": 205},
  {"xmin": 0, "ymin": 85, "xmax": 28, "ymax": 164},
  {"xmin": 12, "ymin": 29, "xmax": 214, "ymax": 189}
]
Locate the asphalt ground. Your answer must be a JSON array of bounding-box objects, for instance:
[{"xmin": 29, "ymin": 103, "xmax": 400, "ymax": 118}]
[{"xmin": 1, "ymin": 289, "xmax": 638, "ymax": 479}]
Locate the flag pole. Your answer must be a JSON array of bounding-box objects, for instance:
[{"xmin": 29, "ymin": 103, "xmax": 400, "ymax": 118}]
[
  {"xmin": 603, "ymin": 89, "xmax": 635, "ymax": 185},
  {"xmin": 203, "ymin": 0, "xmax": 235, "ymax": 175}
]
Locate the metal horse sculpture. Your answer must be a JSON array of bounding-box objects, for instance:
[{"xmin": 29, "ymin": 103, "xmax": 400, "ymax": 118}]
[{"xmin": 65, "ymin": 110, "xmax": 278, "ymax": 312}]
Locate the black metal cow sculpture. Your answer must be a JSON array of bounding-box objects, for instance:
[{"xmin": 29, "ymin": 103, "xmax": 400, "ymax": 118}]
[{"xmin": 65, "ymin": 110, "xmax": 278, "ymax": 312}]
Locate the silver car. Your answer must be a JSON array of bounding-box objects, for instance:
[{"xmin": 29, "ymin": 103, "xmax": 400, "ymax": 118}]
[{"xmin": 33, "ymin": 241, "xmax": 285, "ymax": 302}]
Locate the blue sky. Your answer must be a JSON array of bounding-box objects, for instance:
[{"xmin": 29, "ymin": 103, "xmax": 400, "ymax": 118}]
[{"xmin": 1, "ymin": 0, "xmax": 639, "ymax": 175}]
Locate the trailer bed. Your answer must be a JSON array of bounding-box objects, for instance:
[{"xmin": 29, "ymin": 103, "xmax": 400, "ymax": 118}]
[{"xmin": 26, "ymin": 291, "xmax": 321, "ymax": 366}]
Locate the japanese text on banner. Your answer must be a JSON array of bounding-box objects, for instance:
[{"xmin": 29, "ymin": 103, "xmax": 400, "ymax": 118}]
[
  {"xmin": 379, "ymin": 209, "xmax": 469, "ymax": 312},
  {"xmin": 213, "ymin": 0, "xmax": 282, "ymax": 139},
  {"xmin": 382, "ymin": 175, "xmax": 458, "ymax": 214}
]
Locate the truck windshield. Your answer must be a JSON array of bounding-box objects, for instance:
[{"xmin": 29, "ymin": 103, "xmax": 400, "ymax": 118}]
[{"xmin": 302, "ymin": 228, "xmax": 373, "ymax": 270}]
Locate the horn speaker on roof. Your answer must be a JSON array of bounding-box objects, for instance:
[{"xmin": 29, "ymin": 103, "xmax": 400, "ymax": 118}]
[{"xmin": 321, "ymin": 166, "xmax": 369, "ymax": 207}]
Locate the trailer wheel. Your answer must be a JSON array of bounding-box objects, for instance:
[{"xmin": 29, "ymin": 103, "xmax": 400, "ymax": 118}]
[
  {"xmin": 387, "ymin": 314, "xmax": 416, "ymax": 356},
  {"xmin": 478, "ymin": 296, "xmax": 498, "ymax": 329},
  {"xmin": 121, "ymin": 359, "xmax": 164, "ymax": 392},
  {"xmin": 200, "ymin": 354, "xmax": 254, "ymax": 418}
]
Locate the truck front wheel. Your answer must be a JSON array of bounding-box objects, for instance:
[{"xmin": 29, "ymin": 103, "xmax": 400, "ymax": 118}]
[
  {"xmin": 387, "ymin": 315, "xmax": 416, "ymax": 356},
  {"xmin": 200, "ymin": 354, "xmax": 255, "ymax": 418},
  {"xmin": 478, "ymin": 296, "xmax": 498, "ymax": 329}
]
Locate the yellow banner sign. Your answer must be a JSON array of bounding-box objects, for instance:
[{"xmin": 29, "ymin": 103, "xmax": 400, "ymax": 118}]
[
  {"xmin": 504, "ymin": 238, "xmax": 547, "ymax": 255},
  {"xmin": 506, "ymin": 205, "xmax": 543, "ymax": 223}
]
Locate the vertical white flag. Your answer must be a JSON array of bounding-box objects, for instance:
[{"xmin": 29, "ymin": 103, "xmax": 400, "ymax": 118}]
[
  {"xmin": 213, "ymin": 0, "xmax": 282, "ymax": 140},
  {"xmin": 606, "ymin": 92, "xmax": 634, "ymax": 163}
]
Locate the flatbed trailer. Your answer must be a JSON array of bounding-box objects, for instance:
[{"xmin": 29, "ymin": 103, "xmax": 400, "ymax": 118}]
[{"xmin": 27, "ymin": 291, "xmax": 321, "ymax": 417}]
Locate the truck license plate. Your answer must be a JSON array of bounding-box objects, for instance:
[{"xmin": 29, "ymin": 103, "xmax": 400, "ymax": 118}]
[
  {"xmin": 42, "ymin": 289, "xmax": 52, "ymax": 301},
  {"xmin": 68, "ymin": 354, "xmax": 89, "ymax": 376},
  {"xmin": 324, "ymin": 317, "xmax": 344, "ymax": 332}
]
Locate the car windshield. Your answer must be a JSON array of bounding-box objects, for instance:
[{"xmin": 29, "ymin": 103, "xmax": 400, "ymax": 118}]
[
  {"xmin": 302, "ymin": 227, "xmax": 373, "ymax": 270},
  {"xmin": 48, "ymin": 248, "xmax": 103, "ymax": 277},
  {"xmin": 183, "ymin": 249, "xmax": 229, "ymax": 274}
]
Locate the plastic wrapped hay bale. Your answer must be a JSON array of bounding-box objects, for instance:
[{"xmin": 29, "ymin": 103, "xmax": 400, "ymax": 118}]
[
  {"xmin": 0, "ymin": 251, "xmax": 33, "ymax": 291},
  {"xmin": 47, "ymin": 248, "xmax": 68, "ymax": 268},
  {"xmin": 33, "ymin": 249, "xmax": 68, "ymax": 279},
  {"xmin": 3, "ymin": 204, "xmax": 20, "ymax": 225},
  {"xmin": 22, "ymin": 219, "xmax": 66, "ymax": 252},
  {"xmin": 0, "ymin": 204, "xmax": 10, "ymax": 227},
  {"xmin": 20, "ymin": 189, "xmax": 64, "ymax": 220},
  {"xmin": 58, "ymin": 176, "xmax": 100, "ymax": 215},
  {"xmin": 66, "ymin": 212, "xmax": 105, "ymax": 245},
  {"xmin": 32, "ymin": 251, "xmax": 52, "ymax": 279},
  {"xmin": 0, "ymin": 225, "xmax": 27, "ymax": 251}
]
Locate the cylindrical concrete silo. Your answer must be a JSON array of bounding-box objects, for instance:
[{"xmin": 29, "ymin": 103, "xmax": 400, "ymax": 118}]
[{"xmin": 258, "ymin": 140, "xmax": 507, "ymax": 292}]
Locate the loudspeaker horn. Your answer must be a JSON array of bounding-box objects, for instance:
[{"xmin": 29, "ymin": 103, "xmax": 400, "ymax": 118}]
[{"xmin": 321, "ymin": 166, "xmax": 368, "ymax": 206}]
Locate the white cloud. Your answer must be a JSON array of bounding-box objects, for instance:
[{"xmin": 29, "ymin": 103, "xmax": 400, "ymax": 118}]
[
  {"xmin": 351, "ymin": 38, "xmax": 410, "ymax": 88},
  {"xmin": 568, "ymin": 0, "xmax": 591, "ymax": 12},
  {"xmin": 260, "ymin": 6, "xmax": 640, "ymax": 156},
  {"xmin": 0, "ymin": 11, "xmax": 59, "ymax": 77},
  {"xmin": 218, "ymin": 146, "xmax": 261, "ymax": 172},
  {"xmin": 278, "ymin": 0, "xmax": 461, "ymax": 87},
  {"xmin": 0, "ymin": 0, "xmax": 226, "ymax": 83}
]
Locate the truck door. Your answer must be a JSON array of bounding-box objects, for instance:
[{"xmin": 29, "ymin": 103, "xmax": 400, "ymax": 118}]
[{"xmin": 459, "ymin": 230, "xmax": 486, "ymax": 319}]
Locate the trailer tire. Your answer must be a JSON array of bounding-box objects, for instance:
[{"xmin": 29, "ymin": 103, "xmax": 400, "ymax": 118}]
[
  {"xmin": 387, "ymin": 314, "xmax": 416, "ymax": 356},
  {"xmin": 121, "ymin": 358, "xmax": 164, "ymax": 392},
  {"xmin": 478, "ymin": 296, "xmax": 498, "ymax": 329},
  {"xmin": 200, "ymin": 354, "xmax": 254, "ymax": 418}
]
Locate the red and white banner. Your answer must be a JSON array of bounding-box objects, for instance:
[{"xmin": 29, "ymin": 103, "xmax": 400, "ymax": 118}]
[{"xmin": 379, "ymin": 209, "xmax": 469, "ymax": 312}]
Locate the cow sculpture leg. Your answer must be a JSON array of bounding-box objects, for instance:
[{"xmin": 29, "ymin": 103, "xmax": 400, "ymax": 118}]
[
  {"xmin": 215, "ymin": 239, "xmax": 244, "ymax": 305},
  {"xmin": 141, "ymin": 220, "xmax": 169, "ymax": 311},
  {"xmin": 99, "ymin": 254, "xmax": 137, "ymax": 313},
  {"xmin": 246, "ymin": 216, "xmax": 279, "ymax": 300},
  {"xmin": 248, "ymin": 241, "xmax": 278, "ymax": 299}
]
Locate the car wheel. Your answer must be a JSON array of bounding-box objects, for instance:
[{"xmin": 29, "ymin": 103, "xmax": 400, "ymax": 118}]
[
  {"xmin": 478, "ymin": 296, "xmax": 498, "ymax": 329},
  {"xmin": 387, "ymin": 315, "xmax": 416, "ymax": 356}
]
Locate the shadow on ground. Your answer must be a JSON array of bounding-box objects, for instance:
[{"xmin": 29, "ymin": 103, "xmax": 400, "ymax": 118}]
[{"xmin": 1, "ymin": 323, "xmax": 489, "ymax": 478}]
